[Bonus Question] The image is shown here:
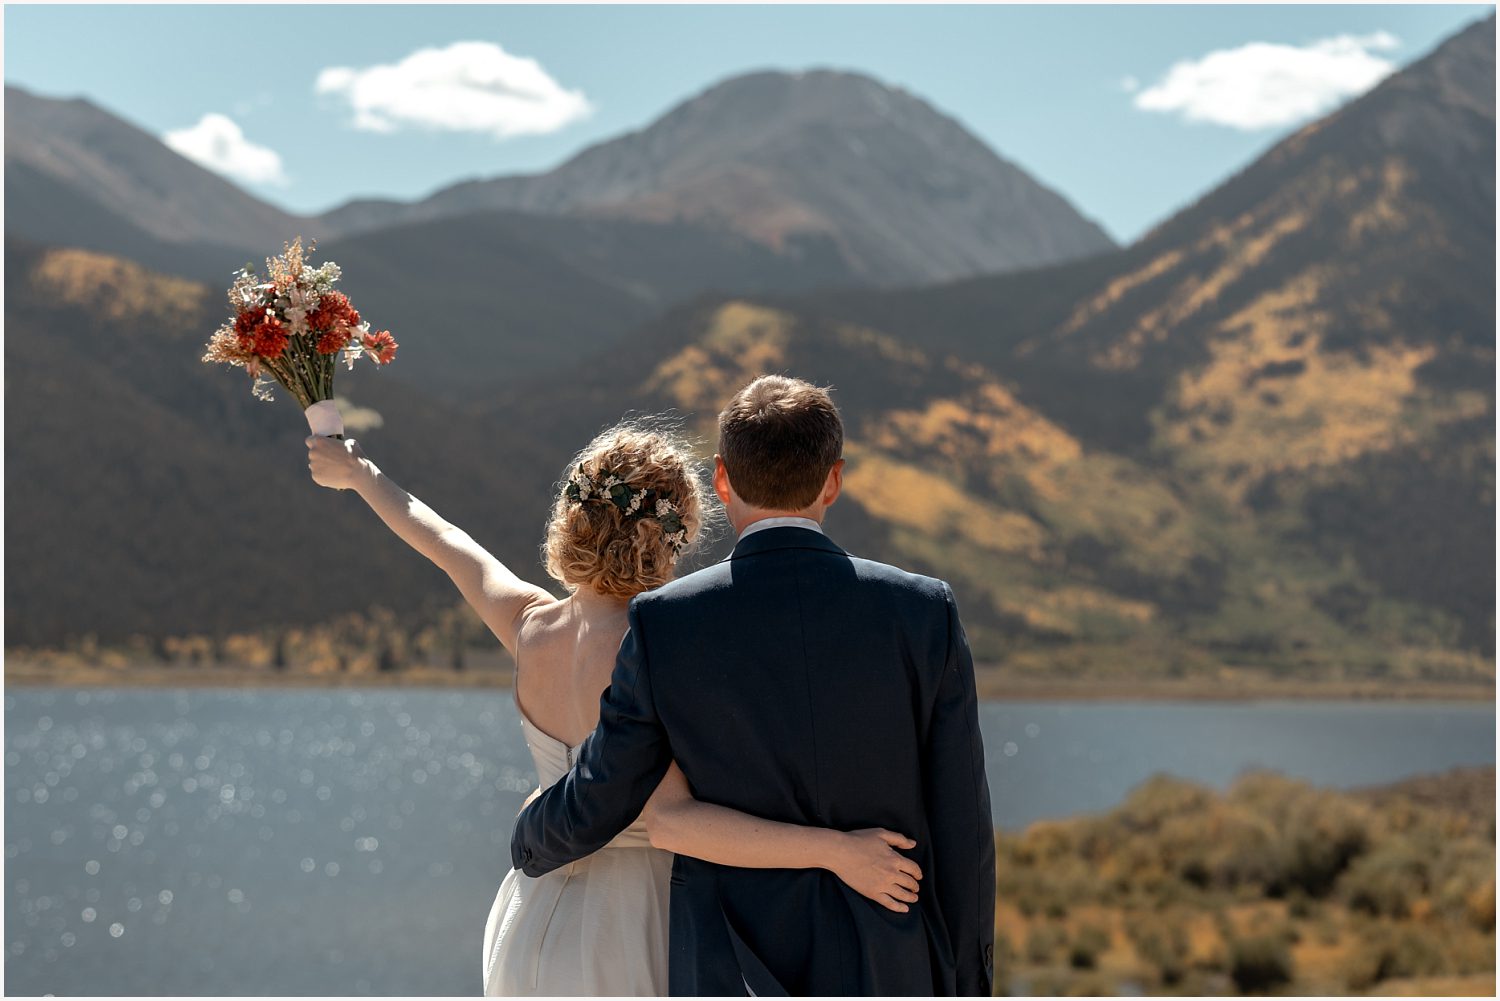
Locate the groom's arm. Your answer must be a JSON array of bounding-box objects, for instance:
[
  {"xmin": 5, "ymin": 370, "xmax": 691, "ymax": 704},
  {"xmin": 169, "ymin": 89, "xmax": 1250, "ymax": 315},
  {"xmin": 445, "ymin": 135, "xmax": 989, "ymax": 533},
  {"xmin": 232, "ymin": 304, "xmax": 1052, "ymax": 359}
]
[
  {"xmin": 510, "ymin": 599, "xmax": 673, "ymax": 877},
  {"xmin": 924, "ymin": 582, "xmax": 996, "ymax": 996}
]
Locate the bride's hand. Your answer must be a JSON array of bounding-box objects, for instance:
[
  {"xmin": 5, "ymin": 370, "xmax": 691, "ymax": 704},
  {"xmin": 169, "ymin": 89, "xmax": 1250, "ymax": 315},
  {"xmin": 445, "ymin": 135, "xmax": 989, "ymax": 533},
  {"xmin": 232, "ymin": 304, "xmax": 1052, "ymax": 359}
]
[
  {"xmin": 827, "ymin": 828, "xmax": 923, "ymax": 913},
  {"xmin": 306, "ymin": 435, "xmax": 370, "ymax": 491},
  {"xmin": 521, "ymin": 785, "xmax": 542, "ymax": 810}
]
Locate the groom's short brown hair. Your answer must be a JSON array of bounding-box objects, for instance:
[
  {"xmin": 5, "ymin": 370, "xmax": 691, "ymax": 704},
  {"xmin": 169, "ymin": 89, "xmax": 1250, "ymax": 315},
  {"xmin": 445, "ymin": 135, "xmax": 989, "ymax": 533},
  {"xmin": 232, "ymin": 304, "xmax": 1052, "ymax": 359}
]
[{"xmin": 718, "ymin": 375, "xmax": 843, "ymax": 510}]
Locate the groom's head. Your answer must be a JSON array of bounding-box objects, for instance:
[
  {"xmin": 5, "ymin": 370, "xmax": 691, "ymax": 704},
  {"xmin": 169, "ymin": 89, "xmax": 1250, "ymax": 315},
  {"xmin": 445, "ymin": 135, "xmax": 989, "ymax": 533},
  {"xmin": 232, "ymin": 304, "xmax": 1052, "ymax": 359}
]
[{"xmin": 714, "ymin": 375, "xmax": 845, "ymax": 530}]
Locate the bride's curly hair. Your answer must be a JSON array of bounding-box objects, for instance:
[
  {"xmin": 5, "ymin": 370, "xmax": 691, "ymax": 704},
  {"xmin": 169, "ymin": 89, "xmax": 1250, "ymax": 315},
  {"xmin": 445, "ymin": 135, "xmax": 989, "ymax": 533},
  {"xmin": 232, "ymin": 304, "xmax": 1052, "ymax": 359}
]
[{"xmin": 543, "ymin": 419, "xmax": 714, "ymax": 599}]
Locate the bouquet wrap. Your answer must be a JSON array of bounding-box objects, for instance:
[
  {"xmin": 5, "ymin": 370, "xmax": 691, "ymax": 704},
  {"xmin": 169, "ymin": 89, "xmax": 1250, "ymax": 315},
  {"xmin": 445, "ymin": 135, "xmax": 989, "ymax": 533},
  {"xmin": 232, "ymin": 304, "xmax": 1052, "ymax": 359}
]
[{"xmin": 304, "ymin": 399, "xmax": 344, "ymax": 438}]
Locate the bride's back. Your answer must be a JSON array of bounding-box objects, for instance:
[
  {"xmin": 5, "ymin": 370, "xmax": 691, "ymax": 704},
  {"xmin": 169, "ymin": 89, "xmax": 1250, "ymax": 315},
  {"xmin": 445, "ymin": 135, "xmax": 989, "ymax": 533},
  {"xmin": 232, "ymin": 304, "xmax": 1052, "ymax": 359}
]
[{"xmin": 513, "ymin": 595, "xmax": 630, "ymax": 747}]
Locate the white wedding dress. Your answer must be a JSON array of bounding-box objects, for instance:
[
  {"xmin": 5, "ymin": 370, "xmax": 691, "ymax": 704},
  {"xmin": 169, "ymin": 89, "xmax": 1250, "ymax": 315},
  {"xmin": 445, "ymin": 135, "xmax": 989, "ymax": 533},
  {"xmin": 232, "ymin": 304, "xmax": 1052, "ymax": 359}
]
[{"xmin": 482, "ymin": 704, "xmax": 673, "ymax": 996}]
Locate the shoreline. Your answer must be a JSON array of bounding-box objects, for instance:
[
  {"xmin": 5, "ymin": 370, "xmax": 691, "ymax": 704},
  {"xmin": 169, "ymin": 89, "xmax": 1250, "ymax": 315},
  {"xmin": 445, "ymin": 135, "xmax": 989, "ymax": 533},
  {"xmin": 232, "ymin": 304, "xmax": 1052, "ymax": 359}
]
[{"xmin": 4, "ymin": 662, "xmax": 1494, "ymax": 703}]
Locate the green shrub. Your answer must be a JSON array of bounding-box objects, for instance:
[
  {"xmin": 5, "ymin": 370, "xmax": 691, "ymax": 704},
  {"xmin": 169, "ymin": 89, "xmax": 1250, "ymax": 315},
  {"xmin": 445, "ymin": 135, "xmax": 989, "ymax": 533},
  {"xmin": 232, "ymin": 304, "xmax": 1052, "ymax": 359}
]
[
  {"xmin": 1128, "ymin": 916, "xmax": 1189, "ymax": 986},
  {"xmin": 1026, "ymin": 923, "xmax": 1068, "ymax": 964},
  {"xmin": 1228, "ymin": 934, "xmax": 1293, "ymax": 994},
  {"xmin": 1465, "ymin": 878, "xmax": 1495, "ymax": 932},
  {"xmin": 994, "ymin": 931, "xmax": 1015, "ymax": 995},
  {"xmin": 1343, "ymin": 925, "xmax": 1448, "ymax": 990},
  {"xmin": 1272, "ymin": 795, "xmax": 1369, "ymax": 897},
  {"xmin": 1342, "ymin": 842, "xmax": 1429, "ymax": 917},
  {"xmin": 1068, "ymin": 923, "xmax": 1110, "ymax": 970}
]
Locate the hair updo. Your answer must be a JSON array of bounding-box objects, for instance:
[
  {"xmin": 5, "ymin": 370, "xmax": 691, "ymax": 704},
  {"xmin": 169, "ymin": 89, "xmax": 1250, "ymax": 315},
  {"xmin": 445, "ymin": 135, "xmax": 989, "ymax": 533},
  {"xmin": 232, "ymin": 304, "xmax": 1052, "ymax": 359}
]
[{"xmin": 543, "ymin": 422, "xmax": 710, "ymax": 599}]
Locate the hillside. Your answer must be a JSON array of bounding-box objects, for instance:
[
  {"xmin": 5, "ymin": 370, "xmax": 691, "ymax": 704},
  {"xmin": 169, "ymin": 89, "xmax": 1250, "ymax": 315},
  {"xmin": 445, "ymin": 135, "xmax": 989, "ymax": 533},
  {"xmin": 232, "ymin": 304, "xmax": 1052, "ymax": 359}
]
[
  {"xmin": 474, "ymin": 16, "xmax": 1496, "ymax": 680},
  {"xmin": 993, "ymin": 767, "xmax": 1495, "ymax": 995},
  {"xmin": 313, "ymin": 209, "xmax": 857, "ymax": 393},
  {"xmin": 1, "ymin": 237, "xmax": 559, "ymax": 647},
  {"xmin": 317, "ymin": 68, "xmax": 1116, "ymax": 284},
  {"xmin": 4, "ymin": 84, "xmax": 302, "ymax": 252},
  {"xmin": 3, "ymin": 18, "xmax": 1492, "ymax": 693},
  {"xmin": 4, "ymin": 83, "xmax": 863, "ymax": 390}
]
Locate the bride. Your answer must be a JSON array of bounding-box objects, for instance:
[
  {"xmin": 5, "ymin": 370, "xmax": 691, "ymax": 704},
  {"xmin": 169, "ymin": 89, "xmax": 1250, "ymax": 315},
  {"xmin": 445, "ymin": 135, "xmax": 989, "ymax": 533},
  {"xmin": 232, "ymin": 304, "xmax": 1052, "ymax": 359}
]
[{"xmin": 305, "ymin": 420, "xmax": 925, "ymax": 995}]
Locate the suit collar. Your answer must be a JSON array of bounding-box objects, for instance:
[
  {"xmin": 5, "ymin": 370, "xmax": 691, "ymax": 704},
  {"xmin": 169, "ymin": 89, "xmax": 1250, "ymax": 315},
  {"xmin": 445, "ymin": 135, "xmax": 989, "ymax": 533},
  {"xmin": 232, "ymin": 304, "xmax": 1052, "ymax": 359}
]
[{"xmin": 724, "ymin": 524, "xmax": 847, "ymax": 562}]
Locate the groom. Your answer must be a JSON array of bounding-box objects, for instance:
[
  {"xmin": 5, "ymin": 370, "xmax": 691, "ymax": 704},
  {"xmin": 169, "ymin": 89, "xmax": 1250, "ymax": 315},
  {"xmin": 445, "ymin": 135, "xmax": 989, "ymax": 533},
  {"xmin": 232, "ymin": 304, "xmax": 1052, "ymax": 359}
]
[{"xmin": 512, "ymin": 375, "xmax": 995, "ymax": 996}]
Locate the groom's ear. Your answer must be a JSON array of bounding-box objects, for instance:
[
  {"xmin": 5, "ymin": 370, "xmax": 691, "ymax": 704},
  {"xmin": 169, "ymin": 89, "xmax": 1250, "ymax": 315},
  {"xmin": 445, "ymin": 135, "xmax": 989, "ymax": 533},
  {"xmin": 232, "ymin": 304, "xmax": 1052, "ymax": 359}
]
[
  {"xmin": 821, "ymin": 459, "xmax": 845, "ymax": 508},
  {"xmin": 712, "ymin": 455, "xmax": 734, "ymax": 506}
]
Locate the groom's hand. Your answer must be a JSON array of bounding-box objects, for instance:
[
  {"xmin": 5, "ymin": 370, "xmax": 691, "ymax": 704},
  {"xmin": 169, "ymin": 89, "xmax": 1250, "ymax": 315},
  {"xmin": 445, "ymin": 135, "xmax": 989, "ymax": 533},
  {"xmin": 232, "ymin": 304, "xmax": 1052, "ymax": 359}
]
[{"xmin": 306, "ymin": 435, "xmax": 369, "ymax": 490}]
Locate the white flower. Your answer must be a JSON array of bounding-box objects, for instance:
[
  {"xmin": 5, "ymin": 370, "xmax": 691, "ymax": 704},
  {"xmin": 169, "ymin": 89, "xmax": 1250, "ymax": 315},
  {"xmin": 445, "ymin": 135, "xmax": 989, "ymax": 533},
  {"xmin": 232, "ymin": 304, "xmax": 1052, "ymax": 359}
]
[
  {"xmin": 306, "ymin": 262, "xmax": 342, "ymax": 290},
  {"xmin": 251, "ymin": 373, "xmax": 277, "ymax": 401},
  {"xmin": 568, "ymin": 468, "xmax": 595, "ymax": 500},
  {"xmin": 625, "ymin": 492, "xmax": 643, "ymax": 515}
]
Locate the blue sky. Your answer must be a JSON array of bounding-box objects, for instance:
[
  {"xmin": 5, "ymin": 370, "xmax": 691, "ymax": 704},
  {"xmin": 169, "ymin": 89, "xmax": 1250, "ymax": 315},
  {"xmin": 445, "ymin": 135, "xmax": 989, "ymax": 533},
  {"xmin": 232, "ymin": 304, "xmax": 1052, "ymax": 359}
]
[{"xmin": 4, "ymin": 4, "xmax": 1492, "ymax": 243}]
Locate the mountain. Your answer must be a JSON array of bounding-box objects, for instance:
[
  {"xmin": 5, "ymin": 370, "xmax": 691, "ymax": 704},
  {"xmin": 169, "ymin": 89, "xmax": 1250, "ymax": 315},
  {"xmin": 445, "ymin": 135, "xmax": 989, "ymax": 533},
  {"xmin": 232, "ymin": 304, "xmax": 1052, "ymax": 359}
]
[
  {"xmin": 1, "ymin": 237, "xmax": 558, "ymax": 647},
  {"xmin": 804, "ymin": 14, "xmax": 1498, "ymax": 655},
  {"xmin": 5, "ymin": 18, "xmax": 1492, "ymax": 689},
  {"xmin": 311, "ymin": 209, "xmax": 857, "ymax": 394},
  {"xmin": 3, "ymin": 85, "xmax": 862, "ymax": 392},
  {"xmin": 477, "ymin": 296, "xmax": 1237, "ymax": 666},
  {"xmin": 806, "ymin": 14, "xmax": 1495, "ymax": 452},
  {"xmin": 5, "ymin": 84, "xmax": 302, "ymax": 252},
  {"xmin": 478, "ymin": 16, "xmax": 1497, "ymax": 674},
  {"xmin": 317, "ymin": 69, "xmax": 1117, "ymax": 284}
]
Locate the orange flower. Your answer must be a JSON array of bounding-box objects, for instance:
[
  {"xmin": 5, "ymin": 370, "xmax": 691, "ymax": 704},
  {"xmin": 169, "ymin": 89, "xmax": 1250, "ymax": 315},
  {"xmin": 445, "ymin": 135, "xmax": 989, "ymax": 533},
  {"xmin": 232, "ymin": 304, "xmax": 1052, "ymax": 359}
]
[{"xmin": 361, "ymin": 329, "xmax": 398, "ymax": 365}]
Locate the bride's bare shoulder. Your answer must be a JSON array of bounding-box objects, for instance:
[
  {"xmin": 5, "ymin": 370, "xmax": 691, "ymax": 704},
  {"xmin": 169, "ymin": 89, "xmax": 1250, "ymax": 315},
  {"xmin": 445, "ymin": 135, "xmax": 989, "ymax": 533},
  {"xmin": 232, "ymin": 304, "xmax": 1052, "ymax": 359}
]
[{"xmin": 515, "ymin": 596, "xmax": 570, "ymax": 646}]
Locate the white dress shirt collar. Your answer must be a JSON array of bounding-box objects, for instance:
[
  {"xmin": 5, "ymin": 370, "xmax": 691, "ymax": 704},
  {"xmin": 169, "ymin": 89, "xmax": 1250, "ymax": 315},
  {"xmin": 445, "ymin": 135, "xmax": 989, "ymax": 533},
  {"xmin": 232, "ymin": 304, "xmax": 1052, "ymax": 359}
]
[{"xmin": 736, "ymin": 516, "xmax": 825, "ymax": 541}]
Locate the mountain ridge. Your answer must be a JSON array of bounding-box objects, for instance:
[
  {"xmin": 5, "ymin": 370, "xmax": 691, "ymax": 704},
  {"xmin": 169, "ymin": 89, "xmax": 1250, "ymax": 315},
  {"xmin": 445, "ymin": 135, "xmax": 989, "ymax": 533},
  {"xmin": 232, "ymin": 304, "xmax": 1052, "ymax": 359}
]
[
  {"xmin": 4, "ymin": 83, "xmax": 303, "ymax": 250},
  {"xmin": 474, "ymin": 15, "xmax": 1496, "ymax": 667},
  {"xmin": 4, "ymin": 17, "xmax": 1491, "ymax": 688},
  {"xmin": 312, "ymin": 67, "xmax": 1118, "ymax": 284}
]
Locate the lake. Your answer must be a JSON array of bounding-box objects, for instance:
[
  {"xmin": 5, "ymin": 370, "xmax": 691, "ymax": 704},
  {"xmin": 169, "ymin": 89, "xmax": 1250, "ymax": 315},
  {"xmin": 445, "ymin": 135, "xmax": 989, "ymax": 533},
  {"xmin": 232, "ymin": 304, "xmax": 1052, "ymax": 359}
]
[{"xmin": 5, "ymin": 688, "xmax": 1493, "ymax": 995}]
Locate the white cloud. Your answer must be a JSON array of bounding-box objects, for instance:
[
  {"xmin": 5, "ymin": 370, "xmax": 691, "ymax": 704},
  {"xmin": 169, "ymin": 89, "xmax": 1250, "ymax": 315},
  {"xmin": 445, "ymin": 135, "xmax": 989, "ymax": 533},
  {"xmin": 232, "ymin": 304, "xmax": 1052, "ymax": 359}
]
[
  {"xmin": 315, "ymin": 41, "xmax": 592, "ymax": 139},
  {"xmin": 1133, "ymin": 31, "xmax": 1401, "ymax": 130},
  {"xmin": 1119, "ymin": 75, "xmax": 1141, "ymax": 93},
  {"xmin": 162, "ymin": 113, "xmax": 288, "ymax": 186}
]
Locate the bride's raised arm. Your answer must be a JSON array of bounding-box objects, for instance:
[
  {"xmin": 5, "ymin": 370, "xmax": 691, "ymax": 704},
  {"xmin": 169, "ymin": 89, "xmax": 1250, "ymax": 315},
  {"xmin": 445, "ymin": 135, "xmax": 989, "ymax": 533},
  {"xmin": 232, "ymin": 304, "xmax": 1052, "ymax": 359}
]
[
  {"xmin": 641, "ymin": 762, "xmax": 923, "ymax": 913},
  {"xmin": 305, "ymin": 435, "xmax": 555, "ymax": 654}
]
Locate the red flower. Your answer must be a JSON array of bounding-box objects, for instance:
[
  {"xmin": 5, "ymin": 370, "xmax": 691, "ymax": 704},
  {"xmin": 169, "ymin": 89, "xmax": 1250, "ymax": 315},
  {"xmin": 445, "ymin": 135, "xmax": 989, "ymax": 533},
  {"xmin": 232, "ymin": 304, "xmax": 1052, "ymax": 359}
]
[
  {"xmin": 308, "ymin": 291, "xmax": 360, "ymax": 333},
  {"xmin": 252, "ymin": 315, "xmax": 289, "ymax": 358},
  {"xmin": 234, "ymin": 306, "xmax": 268, "ymax": 353},
  {"xmin": 361, "ymin": 329, "xmax": 398, "ymax": 365},
  {"xmin": 315, "ymin": 323, "xmax": 352, "ymax": 354},
  {"xmin": 235, "ymin": 305, "xmax": 266, "ymax": 335}
]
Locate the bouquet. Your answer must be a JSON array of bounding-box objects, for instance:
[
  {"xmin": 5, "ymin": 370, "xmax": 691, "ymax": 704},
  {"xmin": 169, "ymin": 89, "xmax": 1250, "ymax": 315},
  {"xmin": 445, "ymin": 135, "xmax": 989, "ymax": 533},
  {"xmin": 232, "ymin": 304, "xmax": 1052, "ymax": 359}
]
[{"xmin": 201, "ymin": 236, "xmax": 397, "ymax": 437}]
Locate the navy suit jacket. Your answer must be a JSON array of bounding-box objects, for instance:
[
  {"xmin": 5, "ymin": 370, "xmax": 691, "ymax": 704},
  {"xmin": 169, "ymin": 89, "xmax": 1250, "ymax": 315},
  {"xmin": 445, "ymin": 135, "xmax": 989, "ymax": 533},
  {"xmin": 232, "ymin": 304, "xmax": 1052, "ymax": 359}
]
[{"xmin": 511, "ymin": 526, "xmax": 995, "ymax": 996}]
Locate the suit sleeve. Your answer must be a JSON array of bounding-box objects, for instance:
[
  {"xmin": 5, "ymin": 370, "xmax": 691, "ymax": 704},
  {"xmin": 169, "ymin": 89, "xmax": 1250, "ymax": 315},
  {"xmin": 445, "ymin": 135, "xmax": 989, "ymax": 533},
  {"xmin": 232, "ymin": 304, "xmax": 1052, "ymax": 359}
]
[
  {"xmin": 510, "ymin": 598, "xmax": 673, "ymax": 877},
  {"xmin": 926, "ymin": 581, "xmax": 996, "ymax": 996}
]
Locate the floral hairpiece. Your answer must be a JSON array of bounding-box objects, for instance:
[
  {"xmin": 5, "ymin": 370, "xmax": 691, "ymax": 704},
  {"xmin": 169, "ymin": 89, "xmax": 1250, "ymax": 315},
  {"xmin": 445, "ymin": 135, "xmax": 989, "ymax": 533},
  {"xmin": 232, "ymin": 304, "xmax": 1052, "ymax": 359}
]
[{"xmin": 564, "ymin": 465, "xmax": 689, "ymax": 559}]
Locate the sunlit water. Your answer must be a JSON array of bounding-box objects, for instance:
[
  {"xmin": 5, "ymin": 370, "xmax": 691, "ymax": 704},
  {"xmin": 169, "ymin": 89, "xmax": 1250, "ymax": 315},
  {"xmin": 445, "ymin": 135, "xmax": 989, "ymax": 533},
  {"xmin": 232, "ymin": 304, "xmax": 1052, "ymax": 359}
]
[{"xmin": 5, "ymin": 688, "xmax": 1493, "ymax": 995}]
